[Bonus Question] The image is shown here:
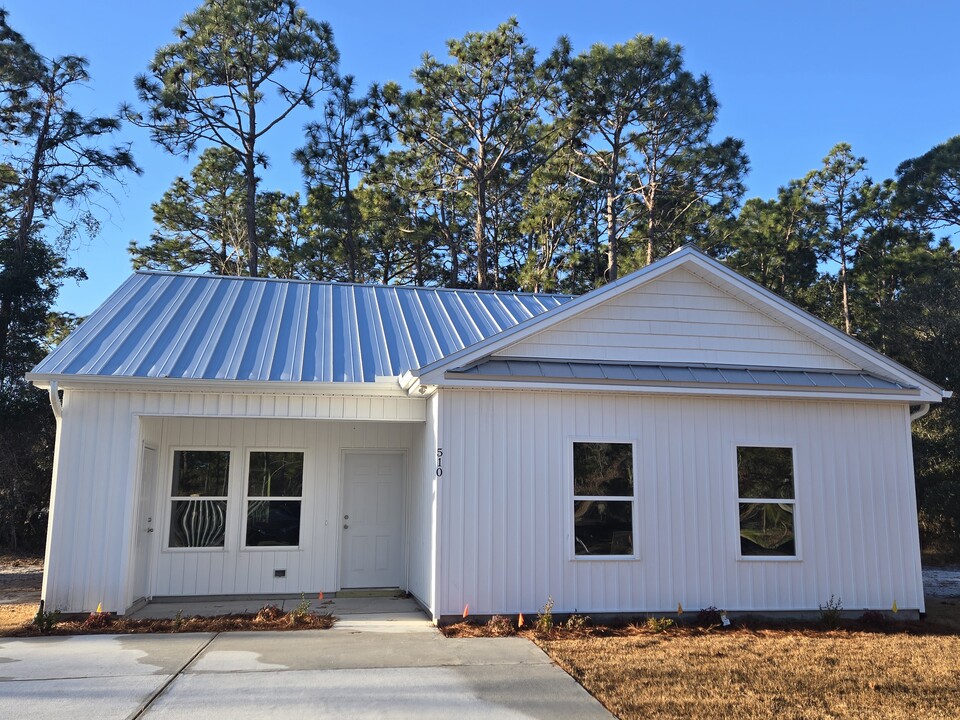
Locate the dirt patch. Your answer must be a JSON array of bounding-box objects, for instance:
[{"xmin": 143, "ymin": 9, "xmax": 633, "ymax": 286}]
[{"xmin": 0, "ymin": 554, "xmax": 42, "ymax": 605}]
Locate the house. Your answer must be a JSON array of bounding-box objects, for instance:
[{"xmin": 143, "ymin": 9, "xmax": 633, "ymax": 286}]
[{"xmin": 27, "ymin": 246, "xmax": 949, "ymax": 621}]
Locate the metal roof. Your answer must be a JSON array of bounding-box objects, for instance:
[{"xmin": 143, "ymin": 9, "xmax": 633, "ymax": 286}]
[
  {"xmin": 451, "ymin": 358, "xmax": 915, "ymax": 391},
  {"xmin": 32, "ymin": 272, "xmax": 573, "ymax": 383}
]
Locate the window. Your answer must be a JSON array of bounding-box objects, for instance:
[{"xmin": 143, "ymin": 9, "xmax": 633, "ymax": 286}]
[
  {"xmin": 737, "ymin": 446, "xmax": 796, "ymax": 557},
  {"xmin": 169, "ymin": 450, "xmax": 229, "ymax": 548},
  {"xmin": 245, "ymin": 451, "xmax": 303, "ymax": 547},
  {"xmin": 573, "ymin": 442, "xmax": 634, "ymax": 556}
]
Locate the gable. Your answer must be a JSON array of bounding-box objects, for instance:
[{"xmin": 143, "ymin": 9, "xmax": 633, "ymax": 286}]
[{"xmin": 495, "ymin": 267, "xmax": 857, "ymax": 370}]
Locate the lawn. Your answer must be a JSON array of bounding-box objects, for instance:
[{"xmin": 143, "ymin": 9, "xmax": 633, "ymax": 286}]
[{"xmin": 537, "ymin": 625, "xmax": 960, "ymax": 720}]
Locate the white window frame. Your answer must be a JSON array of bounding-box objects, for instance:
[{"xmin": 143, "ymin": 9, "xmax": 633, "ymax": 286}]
[
  {"xmin": 164, "ymin": 446, "xmax": 232, "ymax": 553},
  {"xmin": 734, "ymin": 442, "xmax": 801, "ymax": 562},
  {"xmin": 241, "ymin": 447, "xmax": 306, "ymax": 551},
  {"xmin": 569, "ymin": 437, "xmax": 639, "ymax": 561}
]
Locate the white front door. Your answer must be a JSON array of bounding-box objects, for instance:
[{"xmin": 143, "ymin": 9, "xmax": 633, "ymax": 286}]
[
  {"xmin": 133, "ymin": 445, "xmax": 158, "ymax": 601},
  {"xmin": 340, "ymin": 453, "xmax": 403, "ymax": 589}
]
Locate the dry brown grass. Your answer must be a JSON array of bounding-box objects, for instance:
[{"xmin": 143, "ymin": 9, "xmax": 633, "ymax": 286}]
[
  {"xmin": 0, "ymin": 602, "xmax": 38, "ymax": 633},
  {"xmin": 538, "ymin": 627, "xmax": 960, "ymax": 720}
]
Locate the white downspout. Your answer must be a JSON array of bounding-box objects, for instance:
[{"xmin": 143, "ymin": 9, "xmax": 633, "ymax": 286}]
[
  {"xmin": 909, "ymin": 403, "xmax": 930, "ymax": 422},
  {"xmin": 48, "ymin": 380, "xmax": 62, "ymax": 421}
]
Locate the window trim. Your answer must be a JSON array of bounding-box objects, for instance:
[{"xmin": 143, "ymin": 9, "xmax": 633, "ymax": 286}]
[
  {"xmin": 164, "ymin": 446, "xmax": 232, "ymax": 553},
  {"xmin": 568, "ymin": 436, "xmax": 639, "ymax": 562},
  {"xmin": 241, "ymin": 447, "xmax": 307, "ymax": 551},
  {"xmin": 733, "ymin": 442, "xmax": 801, "ymax": 562}
]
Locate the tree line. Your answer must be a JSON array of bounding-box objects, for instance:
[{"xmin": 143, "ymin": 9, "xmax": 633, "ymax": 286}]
[{"xmin": 1, "ymin": 0, "xmax": 958, "ymax": 558}]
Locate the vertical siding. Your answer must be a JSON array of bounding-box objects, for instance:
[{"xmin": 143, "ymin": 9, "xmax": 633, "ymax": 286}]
[
  {"xmin": 498, "ymin": 268, "xmax": 856, "ymax": 369},
  {"xmin": 405, "ymin": 393, "xmax": 438, "ymax": 612},
  {"xmin": 43, "ymin": 389, "xmax": 425, "ymax": 613},
  {"xmin": 436, "ymin": 389, "xmax": 924, "ymax": 617}
]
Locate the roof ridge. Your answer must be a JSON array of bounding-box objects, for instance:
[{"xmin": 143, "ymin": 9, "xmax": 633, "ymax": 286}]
[{"xmin": 133, "ymin": 270, "xmax": 575, "ymax": 299}]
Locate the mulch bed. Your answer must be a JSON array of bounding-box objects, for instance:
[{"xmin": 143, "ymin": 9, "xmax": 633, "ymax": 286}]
[{"xmin": 4, "ymin": 605, "xmax": 335, "ymax": 638}]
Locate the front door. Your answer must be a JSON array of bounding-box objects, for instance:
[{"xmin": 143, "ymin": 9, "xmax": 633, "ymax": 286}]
[
  {"xmin": 132, "ymin": 444, "xmax": 158, "ymax": 601},
  {"xmin": 340, "ymin": 453, "xmax": 403, "ymax": 589}
]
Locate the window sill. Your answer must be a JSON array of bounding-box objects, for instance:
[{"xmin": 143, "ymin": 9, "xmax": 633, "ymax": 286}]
[
  {"xmin": 736, "ymin": 556, "xmax": 802, "ymax": 563},
  {"xmin": 570, "ymin": 555, "xmax": 640, "ymax": 562},
  {"xmin": 241, "ymin": 546, "xmax": 303, "ymax": 552},
  {"xmin": 161, "ymin": 547, "xmax": 229, "ymax": 554}
]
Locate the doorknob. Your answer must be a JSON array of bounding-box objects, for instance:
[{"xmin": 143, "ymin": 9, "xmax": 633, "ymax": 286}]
[
  {"xmin": 146, "ymin": 528, "xmax": 154, "ymax": 533},
  {"xmin": 343, "ymin": 524, "xmax": 349, "ymax": 529}
]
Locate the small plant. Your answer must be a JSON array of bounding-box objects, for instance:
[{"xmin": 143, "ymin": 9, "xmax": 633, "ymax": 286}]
[
  {"xmin": 81, "ymin": 610, "xmax": 112, "ymax": 630},
  {"xmin": 564, "ymin": 613, "xmax": 589, "ymax": 631},
  {"xmin": 287, "ymin": 594, "xmax": 312, "ymax": 625},
  {"xmin": 535, "ymin": 596, "xmax": 554, "ymax": 635},
  {"xmin": 33, "ymin": 606, "xmax": 61, "ymax": 634},
  {"xmin": 819, "ymin": 595, "xmax": 844, "ymax": 629},
  {"xmin": 695, "ymin": 606, "xmax": 724, "ymax": 628},
  {"xmin": 644, "ymin": 616, "xmax": 675, "ymax": 633},
  {"xmin": 486, "ymin": 615, "xmax": 515, "ymax": 636},
  {"xmin": 255, "ymin": 605, "xmax": 284, "ymax": 623},
  {"xmin": 173, "ymin": 609, "xmax": 185, "ymax": 631}
]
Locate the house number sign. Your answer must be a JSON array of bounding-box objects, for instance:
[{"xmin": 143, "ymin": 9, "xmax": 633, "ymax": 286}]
[{"xmin": 436, "ymin": 448, "xmax": 443, "ymax": 477}]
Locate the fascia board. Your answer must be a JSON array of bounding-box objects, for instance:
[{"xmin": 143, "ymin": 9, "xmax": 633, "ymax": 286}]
[
  {"xmin": 432, "ymin": 375, "xmax": 937, "ymax": 403},
  {"xmin": 25, "ymin": 373, "xmax": 411, "ymax": 398}
]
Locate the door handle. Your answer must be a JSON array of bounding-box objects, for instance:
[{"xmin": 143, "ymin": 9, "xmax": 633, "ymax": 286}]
[
  {"xmin": 343, "ymin": 524, "xmax": 349, "ymax": 529},
  {"xmin": 146, "ymin": 528, "xmax": 154, "ymax": 533}
]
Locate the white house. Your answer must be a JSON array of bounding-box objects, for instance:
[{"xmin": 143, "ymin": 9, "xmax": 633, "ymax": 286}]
[{"xmin": 27, "ymin": 246, "xmax": 949, "ymax": 621}]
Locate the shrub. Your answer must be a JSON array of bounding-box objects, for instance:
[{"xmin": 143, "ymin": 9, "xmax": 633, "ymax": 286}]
[
  {"xmin": 564, "ymin": 613, "xmax": 589, "ymax": 631},
  {"xmin": 535, "ymin": 596, "xmax": 554, "ymax": 635},
  {"xmin": 644, "ymin": 616, "xmax": 675, "ymax": 633},
  {"xmin": 695, "ymin": 606, "xmax": 724, "ymax": 628},
  {"xmin": 857, "ymin": 610, "xmax": 891, "ymax": 630},
  {"xmin": 287, "ymin": 594, "xmax": 312, "ymax": 625},
  {"xmin": 255, "ymin": 605, "xmax": 284, "ymax": 623},
  {"xmin": 81, "ymin": 611, "xmax": 112, "ymax": 630},
  {"xmin": 33, "ymin": 606, "xmax": 60, "ymax": 634},
  {"xmin": 486, "ymin": 615, "xmax": 515, "ymax": 636},
  {"xmin": 819, "ymin": 595, "xmax": 843, "ymax": 629}
]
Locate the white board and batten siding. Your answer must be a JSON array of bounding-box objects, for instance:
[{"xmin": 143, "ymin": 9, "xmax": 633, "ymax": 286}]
[
  {"xmin": 435, "ymin": 388, "xmax": 923, "ymax": 619},
  {"xmin": 495, "ymin": 268, "xmax": 857, "ymax": 370},
  {"xmin": 43, "ymin": 388, "xmax": 426, "ymax": 613}
]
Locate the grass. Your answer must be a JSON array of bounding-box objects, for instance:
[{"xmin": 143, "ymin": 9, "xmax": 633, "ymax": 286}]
[
  {"xmin": 440, "ymin": 605, "xmax": 960, "ymax": 720},
  {"xmin": 0, "ymin": 602, "xmax": 38, "ymax": 634},
  {"xmin": 536, "ymin": 622, "xmax": 960, "ymax": 720}
]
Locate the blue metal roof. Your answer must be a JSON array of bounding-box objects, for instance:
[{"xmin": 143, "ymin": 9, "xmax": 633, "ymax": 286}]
[{"xmin": 31, "ymin": 272, "xmax": 573, "ymax": 383}]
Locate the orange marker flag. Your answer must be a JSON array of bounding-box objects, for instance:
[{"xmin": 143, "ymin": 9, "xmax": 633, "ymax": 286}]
[
  {"xmin": 518, "ymin": 612, "xmax": 525, "ymax": 628},
  {"xmin": 318, "ymin": 591, "xmax": 324, "ymax": 600},
  {"xmin": 463, "ymin": 604, "xmax": 470, "ymax": 619}
]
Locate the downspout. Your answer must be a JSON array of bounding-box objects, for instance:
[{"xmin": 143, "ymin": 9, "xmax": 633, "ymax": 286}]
[
  {"xmin": 909, "ymin": 403, "xmax": 930, "ymax": 422},
  {"xmin": 48, "ymin": 380, "xmax": 62, "ymax": 421}
]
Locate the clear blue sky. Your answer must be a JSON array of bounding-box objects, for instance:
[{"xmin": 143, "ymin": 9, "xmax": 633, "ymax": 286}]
[{"xmin": 7, "ymin": 1, "xmax": 959, "ymax": 315}]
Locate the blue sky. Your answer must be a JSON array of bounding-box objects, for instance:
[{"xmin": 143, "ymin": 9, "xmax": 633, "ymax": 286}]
[{"xmin": 7, "ymin": 1, "xmax": 960, "ymax": 315}]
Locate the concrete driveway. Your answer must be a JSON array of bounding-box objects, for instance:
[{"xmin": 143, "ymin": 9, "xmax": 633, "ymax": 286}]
[{"xmin": 0, "ymin": 601, "xmax": 612, "ymax": 719}]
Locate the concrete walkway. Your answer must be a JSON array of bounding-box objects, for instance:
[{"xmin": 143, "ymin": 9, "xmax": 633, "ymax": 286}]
[{"xmin": 0, "ymin": 599, "xmax": 612, "ymax": 719}]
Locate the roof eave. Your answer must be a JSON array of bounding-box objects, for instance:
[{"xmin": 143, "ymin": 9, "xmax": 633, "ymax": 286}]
[
  {"xmin": 434, "ymin": 374, "xmax": 939, "ymax": 403},
  {"xmin": 26, "ymin": 373, "xmax": 413, "ymax": 398}
]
